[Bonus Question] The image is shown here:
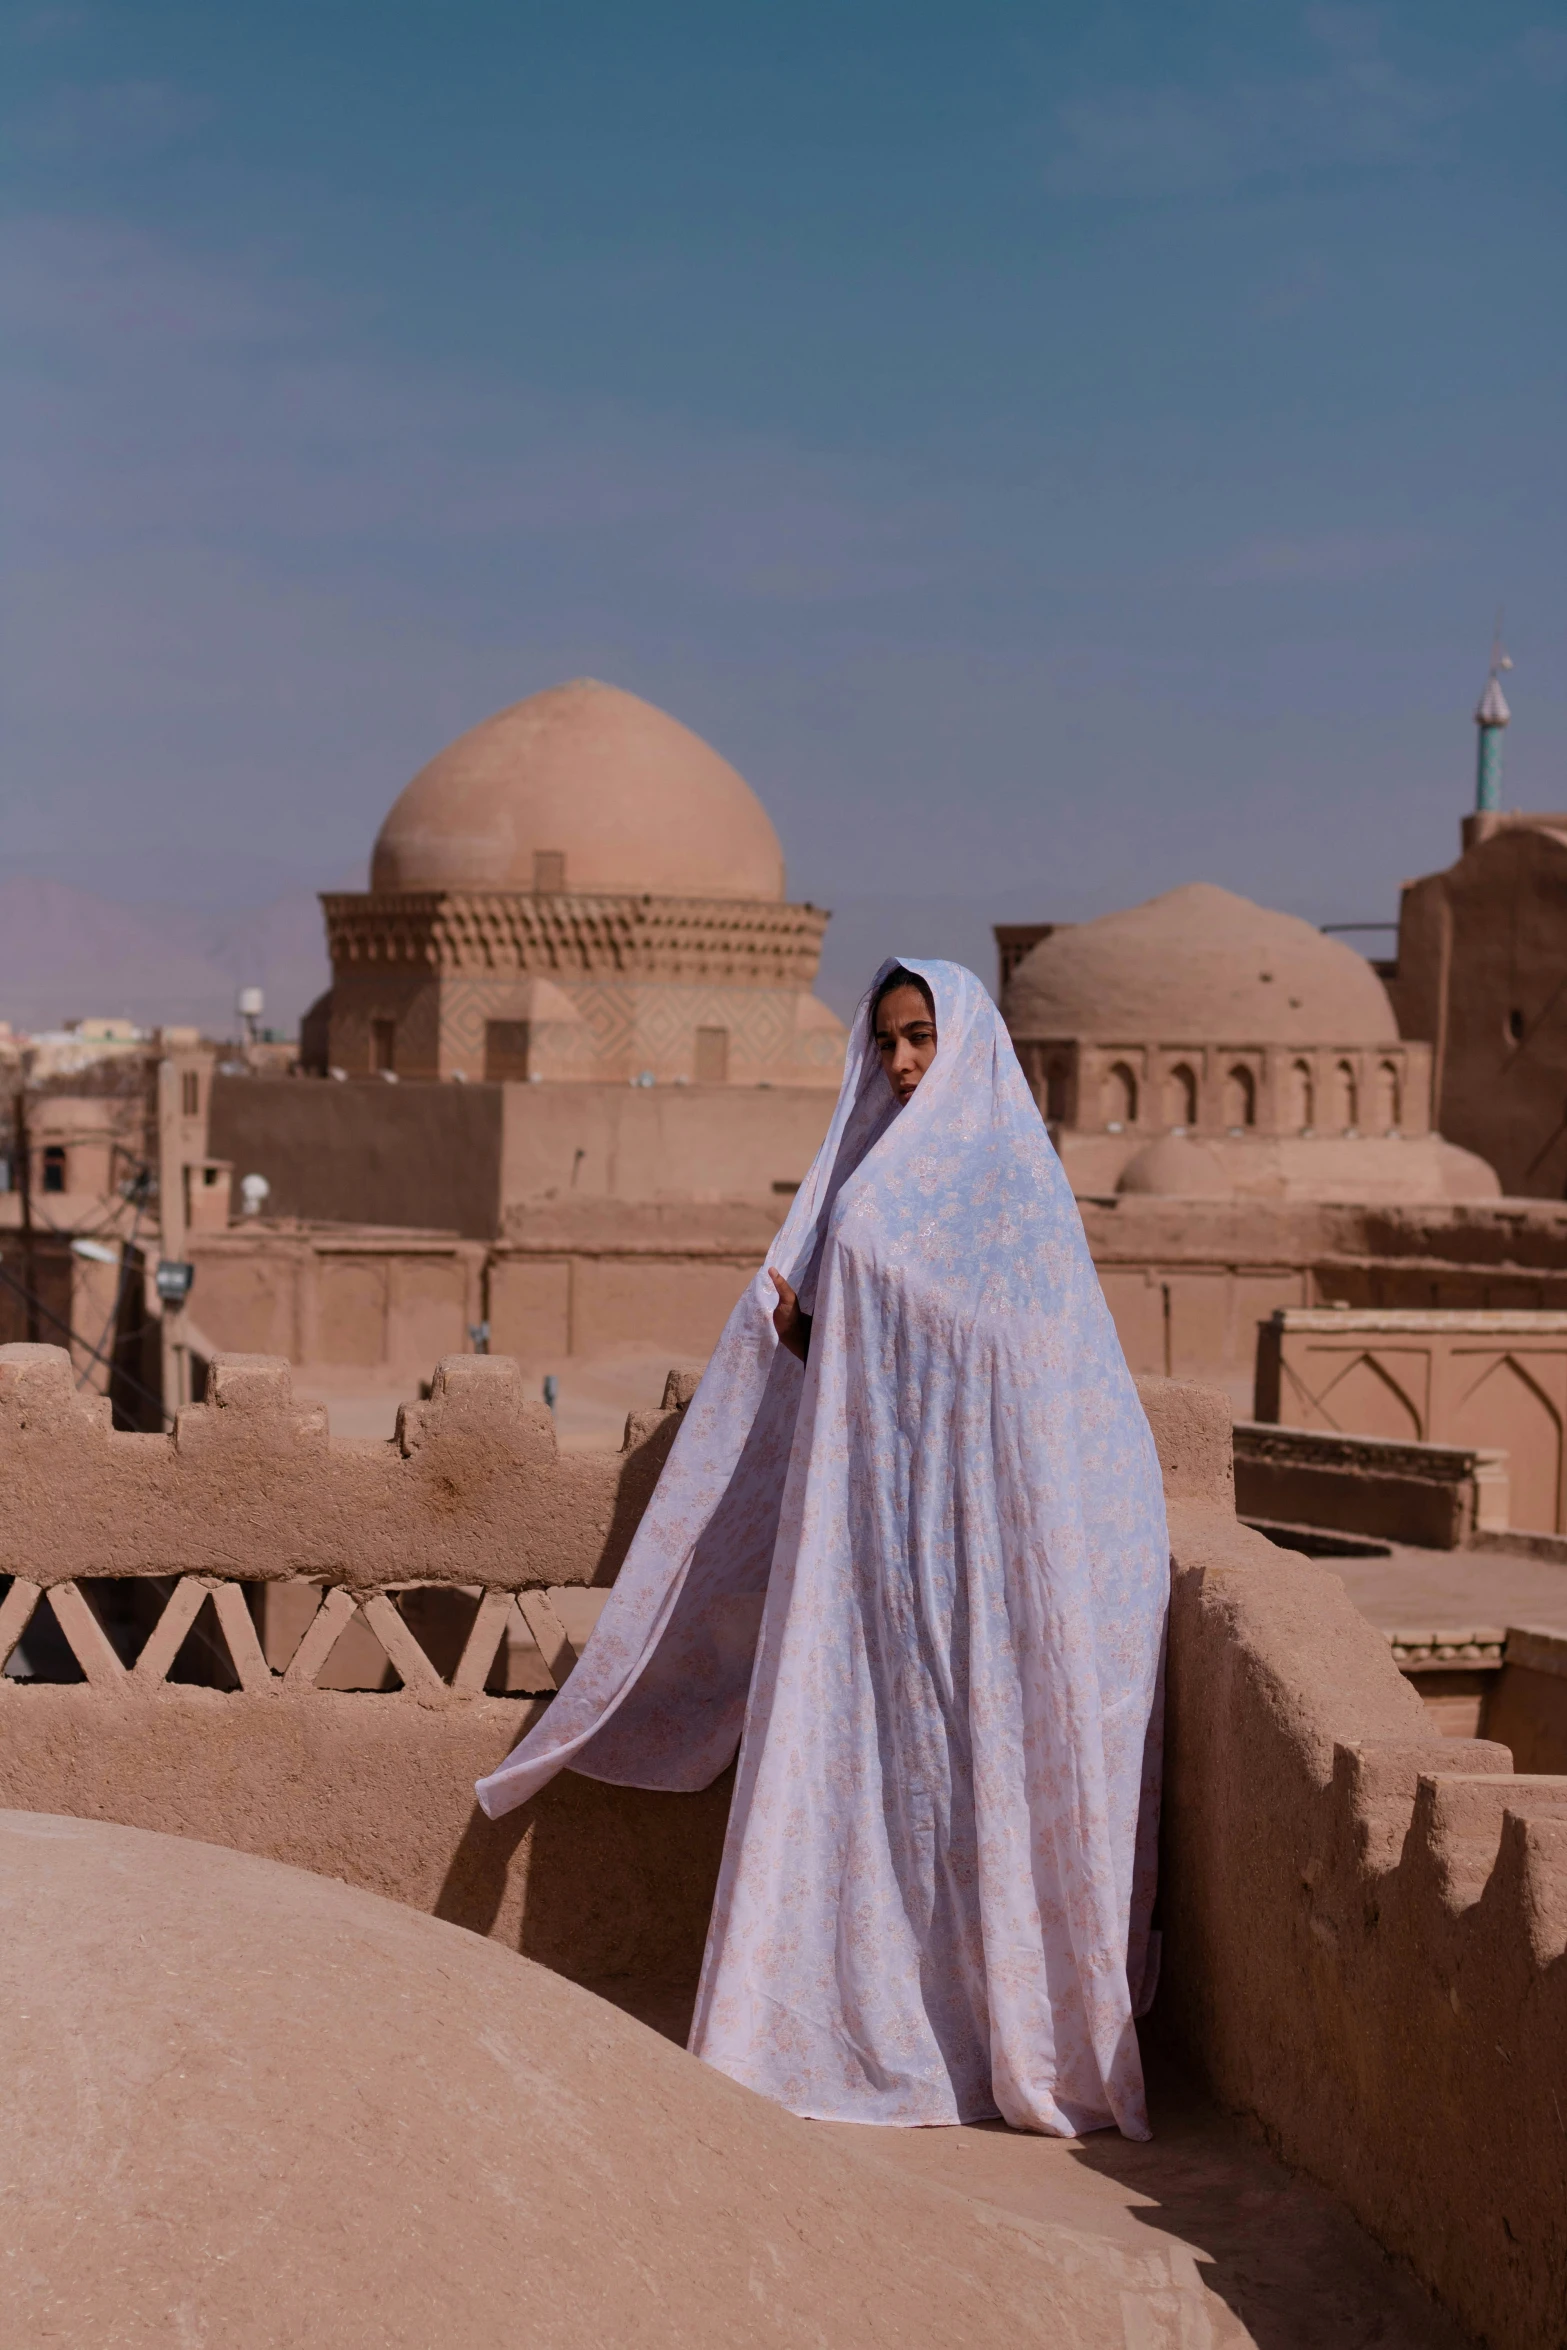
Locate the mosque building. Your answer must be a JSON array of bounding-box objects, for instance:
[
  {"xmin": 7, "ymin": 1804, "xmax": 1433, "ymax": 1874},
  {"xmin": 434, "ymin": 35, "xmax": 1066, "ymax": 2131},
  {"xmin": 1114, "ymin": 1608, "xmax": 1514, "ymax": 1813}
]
[
  {"xmin": 1000, "ymin": 880, "xmax": 1498, "ymax": 1205},
  {"xmin": 314, "ymin": 679, "xmax": 845, "ymax": 1090}
]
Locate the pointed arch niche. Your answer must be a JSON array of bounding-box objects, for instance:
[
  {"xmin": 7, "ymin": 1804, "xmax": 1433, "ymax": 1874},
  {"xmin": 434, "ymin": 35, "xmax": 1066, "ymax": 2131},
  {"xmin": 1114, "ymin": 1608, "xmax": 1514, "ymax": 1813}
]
[
  {"xmin": 1165, "ymin": 1063, "xmax": 1198, "ymax": 1130},
  {"xmin": 1452, "ymin": 1354, "xmax": 1563, "ymax": 1534},
  {"xmin": 1312, "ymin": 1351, "xmax": 1423, "ymax": 1443},
  {"xmin": 1331, "ymin": 1059, "xmax": 1359, "ymax": 1132},
  {"xmin": 1223, "ymin": 1064, "xmax": 1256, "ymax": 1129},
  {"xmin": 1103, "ymin": 1062, "xmax": 1138, "ymax": 1127}
]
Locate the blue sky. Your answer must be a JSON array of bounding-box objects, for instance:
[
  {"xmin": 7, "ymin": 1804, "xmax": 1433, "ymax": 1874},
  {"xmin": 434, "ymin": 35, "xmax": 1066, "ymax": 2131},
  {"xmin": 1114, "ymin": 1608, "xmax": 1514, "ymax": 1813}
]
[{"xmin": 2, "ymin": 1, "xmax": 1564, "ymax": 1008}]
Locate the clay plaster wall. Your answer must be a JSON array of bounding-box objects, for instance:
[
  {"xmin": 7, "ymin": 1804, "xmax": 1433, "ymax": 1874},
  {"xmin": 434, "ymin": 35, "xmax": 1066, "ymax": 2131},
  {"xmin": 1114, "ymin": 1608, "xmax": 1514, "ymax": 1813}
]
[
  {"xmin": 186, "ymin": 1230, "xmax": 486, "ymax": 1370},
  {"xmin": 496, "ymin": 1076, "xmax": 830, "ymax": 1212},
  {"xmin": 199, "ymin": 1072, "xmax": 828, "ymax": 1368},
  {"xmin": 1153, "ymin": 1375, "xmax": 1567, "ymax": 2350},
  {"xmin": 208, "ymin": 1072, "xmax": 831, "ymax": 1242},
  {"xmin": 1234, "ymin": 1420, "xmax": 1510, "ymax": 1549},
  {"xmin": 1486, "ymin": 1628, "xmax": 1567, "ymax": 1774},
  {"xmin": 0, "ymin": 1344, "xmax": 685, "ymax": 1589},
  {"xmin": 182, "ymin": 1222, "xmax": 770, "ymax": 1372},
  {"xmin": 1393, "ymin": 818, "xmax": 1567, "ymax": 1198},
  {"xmin": 1258, "ymin": 1307, "xmax": 1567, "ymax": 1534},
  {"xmin": 488, "ymin": 1242, "xmax": 762, "ymax": 1362},
  {"xmin": 209, "ymin": 1076, "xmax": 505, "ymax": 1238},
  {"xmin": 1392, "ymin": 1628, "xmax": 1567, "ymax": 1765},
  {"xmin": 1086, "ymin": 1193, "xmax": 1567, "ymax": 1415}
]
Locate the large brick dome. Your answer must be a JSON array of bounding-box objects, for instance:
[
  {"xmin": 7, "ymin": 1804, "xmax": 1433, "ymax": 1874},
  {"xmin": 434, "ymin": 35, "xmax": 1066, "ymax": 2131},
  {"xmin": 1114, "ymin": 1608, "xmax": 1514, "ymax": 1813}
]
[
  {"xmin": 371, "ymin": 679, "xmax": 786, "ymax": 901},
  {"xmin": 1005, "ymin": 882, "xmax": 1399, "ymax": 1049}
]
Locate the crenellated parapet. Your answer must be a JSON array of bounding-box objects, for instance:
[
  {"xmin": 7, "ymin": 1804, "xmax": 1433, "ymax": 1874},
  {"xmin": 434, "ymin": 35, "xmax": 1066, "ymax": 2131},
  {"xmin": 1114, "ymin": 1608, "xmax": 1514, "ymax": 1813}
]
[
  {"xmin": 0, "ymin": 1342, "xmax": 696, "ymax": 1720},
  {"xmin": 0, "ymin": 1340, "xmax": 720, "ymax": 1986},
  {"xmin": 0, "ymin": 1341, "xmax": 686, "ymax": 1592},
  {"xmin": 1155, "ymin": 1379, "xmax": 1567, "ymax": 2350}
]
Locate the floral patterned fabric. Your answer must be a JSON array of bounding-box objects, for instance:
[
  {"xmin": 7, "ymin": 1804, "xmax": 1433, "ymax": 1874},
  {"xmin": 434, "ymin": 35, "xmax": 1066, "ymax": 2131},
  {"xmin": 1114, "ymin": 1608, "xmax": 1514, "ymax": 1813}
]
[{"xmin": 476, "ymin": 959, "xmax": 1168, "ymax": 2138}]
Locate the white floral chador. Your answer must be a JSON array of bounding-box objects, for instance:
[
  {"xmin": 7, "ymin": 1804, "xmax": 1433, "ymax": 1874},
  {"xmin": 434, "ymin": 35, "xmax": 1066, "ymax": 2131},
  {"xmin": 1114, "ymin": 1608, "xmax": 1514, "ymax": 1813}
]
[{"xmin": 477, "ymin": 960, "xmax": 1168, "ymax": 2138}]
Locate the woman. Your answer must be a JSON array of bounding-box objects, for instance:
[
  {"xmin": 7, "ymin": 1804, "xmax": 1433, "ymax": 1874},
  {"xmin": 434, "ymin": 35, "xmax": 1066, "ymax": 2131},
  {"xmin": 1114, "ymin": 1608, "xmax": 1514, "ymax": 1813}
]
[{"xmin": 476, "ymin": 959, "xmax": 1167, "ymax": 2138}]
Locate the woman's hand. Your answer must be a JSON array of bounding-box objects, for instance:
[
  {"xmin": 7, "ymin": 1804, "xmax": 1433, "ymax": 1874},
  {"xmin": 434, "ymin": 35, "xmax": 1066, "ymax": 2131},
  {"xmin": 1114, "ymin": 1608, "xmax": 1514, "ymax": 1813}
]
[{"xmin": 769, "ymin": 1269, "xmax": 811, "ymax": 1363}]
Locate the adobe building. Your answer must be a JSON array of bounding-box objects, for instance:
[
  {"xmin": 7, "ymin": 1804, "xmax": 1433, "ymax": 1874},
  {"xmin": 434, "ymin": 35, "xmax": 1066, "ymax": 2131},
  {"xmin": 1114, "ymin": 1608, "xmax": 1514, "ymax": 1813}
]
[
  {"xmin": 314, "ymin": 677, "xmax": 845, "ymax": 1089},
  {"xmin": 994, "ymin": 881, "xmax": 1567, "ymax": 1420},
  {"xmin": 1384, "ymin": 655, "xmax": 1567, "ymax": 1197},
  {"xmin": 188, "ymin": 681, "xmax": 849, "ymax": 1387},
  {"xmin": 0, "ymin": 1020, "xmax": 218, "ymax": 1418},
  {"xmin": 1375, "ymin": 649, "xmax": 1567, "ymax": 1198},
  {"xmin": 1390, "ymin": 809, "xmax": 1567, "ymax": 1198},
  {"xmin": 216, "ymin": 679, "xmax": 847, "ymax": 1249},
  {"xmin": 1001, "ymin": 879, "xmax": 1498, "ymax": 1205},
  {"xmin": 1390, "ymin": 808, "xmax": 1567, "ymax": 1199}
]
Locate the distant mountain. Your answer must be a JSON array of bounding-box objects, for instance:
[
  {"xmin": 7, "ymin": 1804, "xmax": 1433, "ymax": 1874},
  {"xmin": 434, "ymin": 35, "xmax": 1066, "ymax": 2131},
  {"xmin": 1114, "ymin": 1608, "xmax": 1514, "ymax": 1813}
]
[{"xmin": 0, "ymin": 878, "xmax": 330, "ymax": 1038}]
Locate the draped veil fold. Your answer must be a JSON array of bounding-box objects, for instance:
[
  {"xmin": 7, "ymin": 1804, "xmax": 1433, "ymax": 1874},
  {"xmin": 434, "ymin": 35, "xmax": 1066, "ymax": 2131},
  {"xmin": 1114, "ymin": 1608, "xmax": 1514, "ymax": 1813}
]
[{"xmin": 476, "ymin": 959, "xmax": 1168, "ymax": 2138}]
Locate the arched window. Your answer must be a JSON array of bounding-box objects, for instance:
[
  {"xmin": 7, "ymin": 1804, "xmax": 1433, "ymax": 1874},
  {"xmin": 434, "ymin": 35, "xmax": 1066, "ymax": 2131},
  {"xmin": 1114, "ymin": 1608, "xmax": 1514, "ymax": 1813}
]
[
  {"xmin": 1373, "ymin": 1059, "xmax": 1400, "ymax": 1132},
  {"xmin": 1289, "ymin": 1059, "xmax": 1315, "ymax": 1132},
  {"xmin": 1104, "ymin": 1062, "xmax": 1138, "ymax": 1128},
  {"xmin": 1223, "ymin": 1064, "xmax": 1256, "ymax": 1130},
  {"xmin": 1045, "ymin": 1058, "xmax": 1071, "ymax": 1124},
  {"xmin": 1165, "ymin": 1063, "xmax": 1198, "ymax": 1130},
  {"xmin": 1333, "ymin": 1059, "xmax": 1359, "ymax": 1132}
]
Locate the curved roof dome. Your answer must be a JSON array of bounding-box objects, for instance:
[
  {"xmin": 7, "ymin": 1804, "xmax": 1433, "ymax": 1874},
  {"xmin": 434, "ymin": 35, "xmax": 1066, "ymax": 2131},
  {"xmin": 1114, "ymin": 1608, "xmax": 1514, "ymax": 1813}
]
[
  {"xmin": 372, "ymin": 679, "xmax": 786, "ymax": 900},
  {"xmin": 1117, "ymin": 1135, "xmax": 1234, "ymax": 1197},
  {"xmin": 1006, "ymin": 882, "xmax": 1398, "ymax": 1047},
  {"xmin": 2, "ymin": 1812, "xmax": 1148, "ymax": 2344}
]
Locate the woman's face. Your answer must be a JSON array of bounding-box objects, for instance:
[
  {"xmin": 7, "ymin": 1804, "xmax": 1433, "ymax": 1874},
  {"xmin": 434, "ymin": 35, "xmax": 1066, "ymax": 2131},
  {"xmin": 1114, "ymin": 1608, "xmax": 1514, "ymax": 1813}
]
[{"xmin": 874, "ymin": 984, "xmax": 938, "ymax": 1105}]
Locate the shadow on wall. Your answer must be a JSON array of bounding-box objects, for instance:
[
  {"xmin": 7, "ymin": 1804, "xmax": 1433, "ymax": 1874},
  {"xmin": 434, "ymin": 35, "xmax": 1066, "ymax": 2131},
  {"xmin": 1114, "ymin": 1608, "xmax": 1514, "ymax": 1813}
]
[
  {"xmin": 1061, "ymin": 2036, "xmax": 1472, "ymax": 2350},
  {"xmin": 434, "ymin": 1771, "xmax": 734, "ymax": 1991}
]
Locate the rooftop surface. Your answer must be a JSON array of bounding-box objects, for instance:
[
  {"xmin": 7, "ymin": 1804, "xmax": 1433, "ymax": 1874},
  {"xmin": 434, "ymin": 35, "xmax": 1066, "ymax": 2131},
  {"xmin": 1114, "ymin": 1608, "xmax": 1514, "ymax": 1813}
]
[
  {"xmin": 597, "ymin": 1984, "xmax": 1470, "ymax": 2349},
  {"xmin": 1328, "ymin": 1538, "xmax": 1567, "ymax": 1640}
]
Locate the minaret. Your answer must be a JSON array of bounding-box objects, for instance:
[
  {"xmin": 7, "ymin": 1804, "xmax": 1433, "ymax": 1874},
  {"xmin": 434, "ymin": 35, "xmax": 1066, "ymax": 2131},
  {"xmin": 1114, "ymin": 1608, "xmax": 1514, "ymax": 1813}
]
[{"xmin": 1474, "ymin": 633, "xmax": 1513, "ymax": 812}]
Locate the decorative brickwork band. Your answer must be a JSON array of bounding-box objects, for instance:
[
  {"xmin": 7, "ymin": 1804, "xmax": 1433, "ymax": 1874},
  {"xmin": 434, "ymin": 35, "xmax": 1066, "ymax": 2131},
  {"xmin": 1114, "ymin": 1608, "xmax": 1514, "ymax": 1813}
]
[{"xmin": 322, "ymin": 890, "xmax": 831, "ymax": 989}]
